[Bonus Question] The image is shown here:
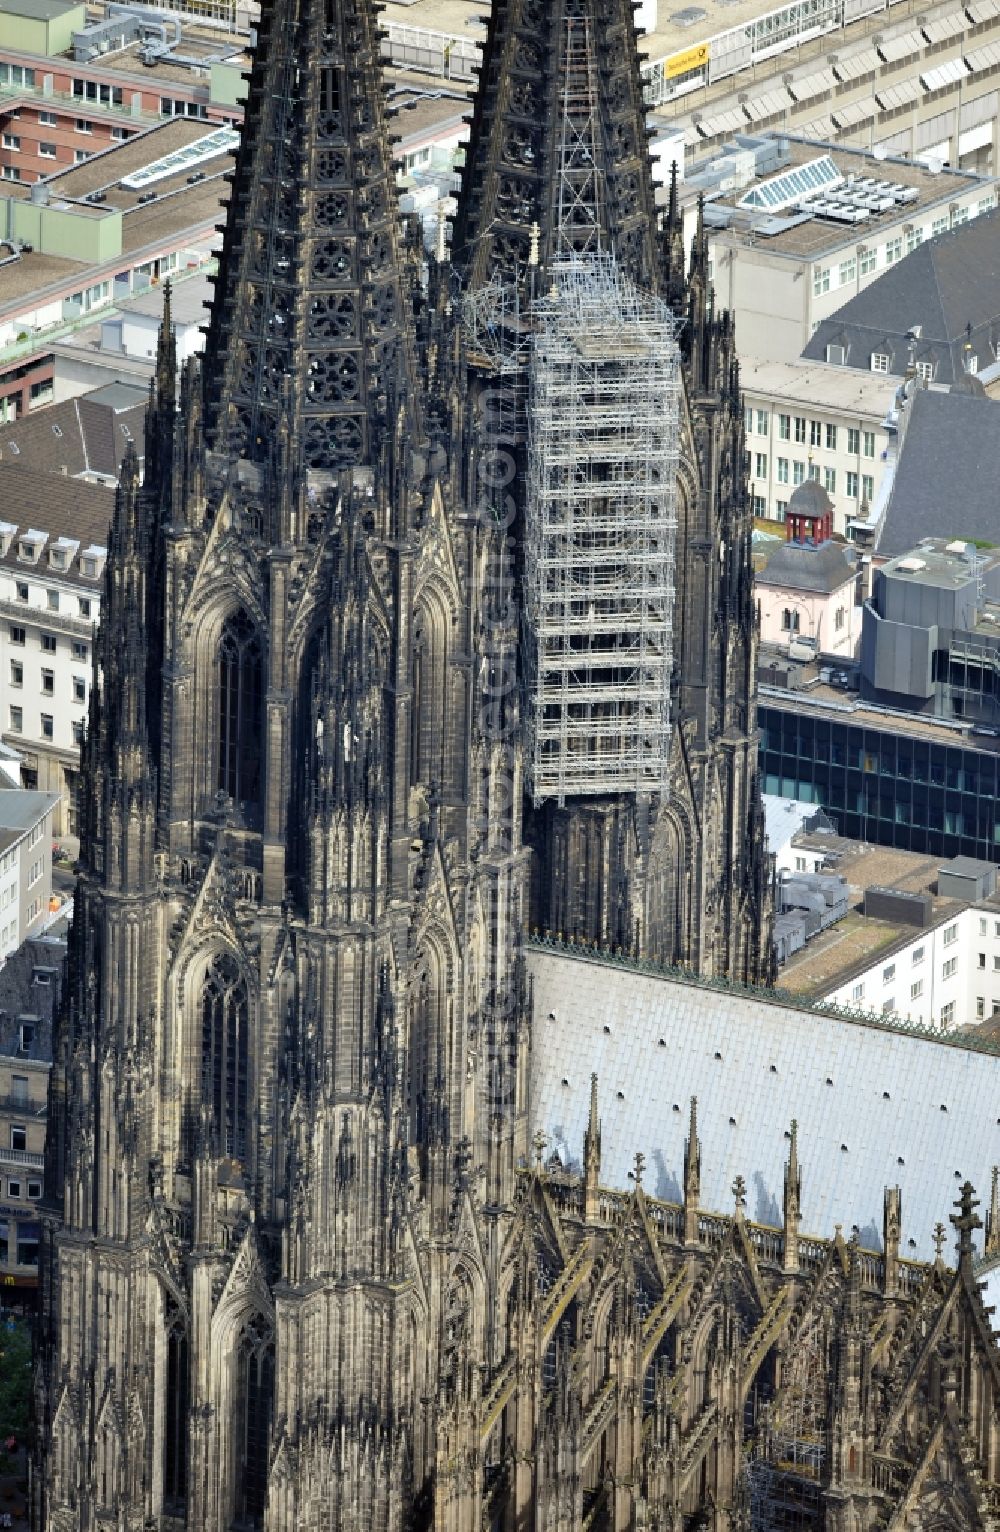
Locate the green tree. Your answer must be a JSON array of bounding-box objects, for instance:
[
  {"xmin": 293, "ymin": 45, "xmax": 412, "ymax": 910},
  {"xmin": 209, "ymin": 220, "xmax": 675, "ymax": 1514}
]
[{"xmin": 0, "ymin": 1317, "xmax": 31, "ymax": 1464}]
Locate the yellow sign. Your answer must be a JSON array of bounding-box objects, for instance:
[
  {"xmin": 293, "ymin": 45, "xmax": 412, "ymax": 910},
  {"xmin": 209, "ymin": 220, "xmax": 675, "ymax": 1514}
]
[{"xmin": 665, "ymin": 41, "xmax": 710, "ymax": 78}]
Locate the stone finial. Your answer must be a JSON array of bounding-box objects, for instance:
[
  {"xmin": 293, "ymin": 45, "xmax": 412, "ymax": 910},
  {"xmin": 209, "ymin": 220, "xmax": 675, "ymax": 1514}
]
[
  {"xmin": 951, "ymin": 1182, "xmax": 982, "ymax": 1271},
  {"xmin": 987, "ymin": 1166, "xmax": 1000, "ymax": 1257}
]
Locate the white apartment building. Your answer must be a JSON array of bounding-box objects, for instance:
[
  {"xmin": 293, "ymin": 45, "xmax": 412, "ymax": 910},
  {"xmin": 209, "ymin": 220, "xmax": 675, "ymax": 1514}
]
[
  {"xmin": 0, "ymin": 512, "xmax": 105, "ymax": 834},
  {"xmin": 0, "ymin": 790, "xmax": 59, "ymax": 962},
  {"xmin": 742, "ymin": 360, "xmax": 894, "ymax": 529},
  {"xmin": 821, "ymin": 900, "xmax": 1000, "ymax": 1030}
]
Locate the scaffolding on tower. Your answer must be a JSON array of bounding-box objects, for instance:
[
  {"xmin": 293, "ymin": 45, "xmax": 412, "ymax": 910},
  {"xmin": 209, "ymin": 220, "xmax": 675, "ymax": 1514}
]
[{"xmin": 524, "ymin": 256, "xmax": 682, "ymax": 805}]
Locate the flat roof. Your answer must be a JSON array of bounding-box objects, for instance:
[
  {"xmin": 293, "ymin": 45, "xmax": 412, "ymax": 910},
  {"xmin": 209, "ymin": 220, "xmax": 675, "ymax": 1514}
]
[
  {"xmin": 0, "ymin": 788, "xmax": 60, "ymax": 834},
  {"xmin": 701, "ymin": 136, "xmax": 994, "ymax": 263},
  {"xmin": 4, "ymin": 0, "xmax": 82, "ymax": 18},
  {"xmin": 882, "ymin": 540, "xmax": 1000, "ymax": 590},
  {"xmin": 740, "ymin": 357, "xmax": 899, "ymax": 417},
  {"xmin": 760, "ymin": 680, "xmax": 1000, "ymax": 751}
]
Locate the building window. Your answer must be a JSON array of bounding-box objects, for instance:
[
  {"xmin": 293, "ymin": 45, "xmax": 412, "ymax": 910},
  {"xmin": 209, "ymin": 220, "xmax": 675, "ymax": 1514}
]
[
  {"xmin": 218, "ymin": 611, "xmax": 263, "ymax": 807},
  {"xmin": 826, "ymin": 343, "xmax": 847, "ymax": 366},
  {"xmin": 794, "ymin": 417, "xmax": 806, "ymax": 444},
  {"xmin": 40, "ymin": 669, "xmax": 54, "ymax": 696},
  {"xmin": 752, "ymin": 495, "xmax": 767, "ymax": 516},
  {"xmin": 744, "ymin": 405, "xmax": 753, "ymax": 435},
  {"xmin": 39, "ymin": 111, "xmax": 56, "ymax": 126},
  {"xmin": 860, "ymin": 246, "xmax": 877, "ymax": 275},
  {"xmin": 910, "ymin": 979, "xmax": 923, "ymax": 1000},
  {"xmin": 883, "ymin": 964, "xmax": 895, "ymax": 982},
  {"xmin": 72, "ymin": 640, "xmax": 88, "ymax": 661},
  {"xmin": 10, "ymin": 1125, "xmax": 25, "ymax": 1152},
  {"xmin": 916, "ymin": 360, "xmax": 935, "ymax": 382},
  {"xmin": 906, "ymin": 226, "xmax": 923, "ymax": 254},
  {"xmin": 882, "ymin": 998, "xmax": 896, "ymax": 1013},
  {"xmin": 835, "ymin": 607, "xmax": 845, "ymax": 632},
  {"xmin": 40, "ymin": 713, "xmax": 53, "ymax": 740},
  {"xmin": 885, "ymin": 236, "xmax": 902, "ymax": 264},
  {"xmin": 846, "ymin": 471, "xmax": 859, "ymax": 499},
  {"xmin": 943, "ymin": 922, "xmax": 958, "ymax": 946},
  {"xmin": 977, "ymin": 996, "xmax": 986, "ymax": 1018},
  {"xmin": 775, "ymin": 500, "xmax": 787, "ymax": 519},
  {"xmin": 9, "ymin": 706, "xmax": 22, "ymax": 733},
  {"xmin": 755, "ymin": 452, "xmax": 768, "ymax": 479},
  {"xmin": 7, "ymin": 1179, "xmax": 20, "ymax": 1199},
  {"xmin": 932, "ymin": 215, "xmax": 949, "ymax": 236},
  {"xmin": 9, "ymin": 661, "xmax": 22, "ymax": 688},
  {"xmin": 824, "ymin": 468, "xmax": 836, "ymax": 493},
  {"xmin": 940, "ymin": 1000, "xmax": 955, "ymax": 1026},
  {"xmin": 912, "ymin": 946, "xmax": 924, "ymax": 965},
  {"xmin": 18, "ymin": 1024, "xmax": 33, "ymax": 1054},
  {"xmin": 15, "ymin": 582, "xmax": 28, "ymax": 602},
  {"xmin": 812, "ymin": 266, "xmax": 831, "ymax": 296},
  {"xmin": 17, "ymin": 1230, "xmax": 38, "ymax": 1267},
  {"xmin": 41, "ymin": 634, "xmax": 56, "ymax": 654},
  {"xmin": 164, "ymin": 1299, "xmax": 189, "ymax": 1506},
  {"xmin": 201, "ymin": 952, "xmax": 250, "ymax": 1159},
  {"xmin": 792, "ymin": 461, "xmax": 805, "ymax": 487},
  {"xmin": 852, "ymin": 981, "xmax": 864, "ymax": 1001},
  {"xmin": 871, "ymin": 353, "xmax": 890, "ymax": 373},
  {"xmin": 838, "ymin": 257, "xmax": 856, "ymax": 285},
  {"xmin": 777, "ymin": 457, "xmax": 789, "ymax": 485},
  {"xmin": 235, "ymin": 1314, "xmax": 275, "ymax": 1526},
  {"xmin": 27, "ymin": 1179, "xmax": 41, "ymax": 1199},
  {"xmin": 781, "ymin": 609, "xmax": 800, "ymax": 633},
  {"xmin": 861, "ymin": 474, "xmax": 874, "ymax": 504},
  {"xmin": 778, "ymin": 413, "xmax": 791, "ymax": 440},
  {"xmin": 38, "ymin": 142, "xmax": 56, "ymax": 159},
  {"xmin": 73, "ymin": 676, "xmax": 86, "ymax": 702},
  {"xmin": 9, "ymin": 626, "xmax": 24, "ymax": 647},
  {"xmin": 74, "ymin": 150, "xmax": 88, "ymax": 165},
  {"xmin": 756, "ymin": 409, "xmax": 769, "ymax": 435},
  {"xmin": 825, "ymin": 424, "xmax": 837, "ymax": 451},
  {"xmin": 942, "ymin": 956, "xmax": 957, "ymax": 979},
  {"xmin": 809, "ymin": 420, "xmax": 822, "ymax": 448},
  {"xmin": 2, "ymin": 134, "xmax": 20, "ymax": 151},
  {"xmin": 807, "ymin": 463, "xmax": 820, "ymax": 482},
  {"xmin": 75, "ymin": 118, "xmax": 92, "ymax": 133},
  {"xmin": 79, "ymin": 598, "xmax": 92, "ymax": 620},
  {"xmin": 847, "ymin": 427, "xmax": 860, "ymax": 455},
  {"xmin": 980, "ymin": 952, "xmax": 987, "ymax": 969},
  {"xmin": 982, "ymin": 917, "xmax": 990, "ymax": 935}
]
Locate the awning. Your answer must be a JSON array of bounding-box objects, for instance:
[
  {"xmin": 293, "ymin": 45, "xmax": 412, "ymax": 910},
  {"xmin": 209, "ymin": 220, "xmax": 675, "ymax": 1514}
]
[
  {"xmin": 876, "ymin": 78, "xmax": 923, "ymax": 108},
  {"xmin": 833, "ymin": 49, "xmax": 879, "ymax": 80},
  {"xmin": 921, "ymin": 57, "xmax": 970, "ymax": 90},
  {"xmin": 966, "ymin": 0, "xmax": 1000, "ymax": 22},
  {"xmin": 877, "ymin": 29, "xmax": 923, "ymax": 61},
  {"xmin": 798, "ymin": 115, "xmax": 837, "ymax": 139},
  {"xmin": 787, "ymin": 66, "xmax": 837, "ymax": 102},
  {"xmin": 695, "ymin": 107, "xmax": 748, "ymax": 138},
  {"xmin": 965, "ymin": 40, "xmax": 1000, "ymax": 72},
  {"xmin": 742, "ymin": 89, "xmax": 791, "ymax": 121},
  {"xmin": 921, "ymin": 13, "xmax": 967, "ymax": 41},
  {"xmin": 833, "ymin": 96, "xmax": 879, "ymax": 128}
]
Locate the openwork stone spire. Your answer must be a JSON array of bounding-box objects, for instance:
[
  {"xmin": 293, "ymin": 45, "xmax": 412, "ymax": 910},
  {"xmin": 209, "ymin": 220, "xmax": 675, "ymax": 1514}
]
[
  {"xmin": 452, "ymin": 0, "xmax": 660, "ymax": 292},
  {"xmin": 202, "ymin": 0, "xmax": 420, "ymax": 471}
]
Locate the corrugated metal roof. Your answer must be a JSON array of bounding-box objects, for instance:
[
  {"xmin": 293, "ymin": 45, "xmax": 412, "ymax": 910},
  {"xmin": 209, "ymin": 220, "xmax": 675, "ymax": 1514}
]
[{"xmin": 528, "ymin": 946, "xmax": 1000, "ymax": 1262}]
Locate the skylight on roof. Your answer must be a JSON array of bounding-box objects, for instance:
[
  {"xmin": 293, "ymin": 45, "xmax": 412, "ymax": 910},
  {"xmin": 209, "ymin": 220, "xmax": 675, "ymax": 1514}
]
[
  {"xmin": 739, "ymin": 154, "xmax": 843, "ymax": 212},
  {"xmin": 121, "ymin": 127, "xmax": 239, "ymax": 191}
]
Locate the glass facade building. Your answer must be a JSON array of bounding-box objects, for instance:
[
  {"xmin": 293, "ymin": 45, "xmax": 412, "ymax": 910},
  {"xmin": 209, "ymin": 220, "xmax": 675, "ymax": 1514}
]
[{"xmin": 759, "ymin": 704, "xmax": 1000, "ymax": 861}]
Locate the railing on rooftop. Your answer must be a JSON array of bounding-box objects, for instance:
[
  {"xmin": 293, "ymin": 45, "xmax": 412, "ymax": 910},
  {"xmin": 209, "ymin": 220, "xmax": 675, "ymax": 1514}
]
[{"xmin": 523, "ymin": 931, "xmax": 1000, "ymax": 1057}]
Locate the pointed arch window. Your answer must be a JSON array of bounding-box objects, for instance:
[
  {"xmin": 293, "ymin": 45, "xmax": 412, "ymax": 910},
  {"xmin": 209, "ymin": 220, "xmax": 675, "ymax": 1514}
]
[
  {"xmin": 218, "ymin": 610, "xmax": 263, "ymax": 807},
  {"xmin": 235, "ymin": 1312, "xmax": 274, "ymax": 1527},
  {"xmin": 200, "ymin": 953, "xmax": 249, "ymax": 1161}
]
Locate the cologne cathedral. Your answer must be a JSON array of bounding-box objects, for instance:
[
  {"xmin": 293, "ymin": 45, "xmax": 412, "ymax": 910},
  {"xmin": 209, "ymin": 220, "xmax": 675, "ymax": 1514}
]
[{"xmin": 32, "ymin": 0, "xmax": 1000, "ymax": 1529}]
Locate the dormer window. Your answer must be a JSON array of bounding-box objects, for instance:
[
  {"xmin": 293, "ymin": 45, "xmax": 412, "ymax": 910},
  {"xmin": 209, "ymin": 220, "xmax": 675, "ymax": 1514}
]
[
  {"xmin": 79, "ymin": 544, "xmax": 107, "ymax": 580},
  {"xmin": 17, "ymin": 532, "xmax": 46, "ymax": 564},
  {"xmin": 826, "ymin": 343, "xmax": 847, "ymax": 366},
  {"xmin": 81, "ymin": 557, "xmax": 96, "ymax": 577},
  {"xmin": 48, "ymin": 538, "xmax": 78, "ymax": 572},
  {"xmin": 0, "ymin": 522, "xmax": 16, "ymax": 557},
  {"xmin": 870, "ymin": 352, "xmax": 890, "ymax": 373},
  {"xmin": 49, "ymin": 548, "xmax": 67, "ymax": 570}
]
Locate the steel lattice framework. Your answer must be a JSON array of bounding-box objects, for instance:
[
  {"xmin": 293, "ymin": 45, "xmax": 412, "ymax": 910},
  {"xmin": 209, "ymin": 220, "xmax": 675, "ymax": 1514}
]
[{"xmin": 525, "ymin": 255, "xmax": 682, "ymax": 804}]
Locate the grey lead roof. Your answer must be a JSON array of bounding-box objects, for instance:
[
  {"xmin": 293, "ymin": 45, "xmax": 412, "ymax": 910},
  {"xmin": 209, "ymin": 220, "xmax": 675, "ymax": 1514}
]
[
  {"xmin": 877, "ymin": 388, "xmax": 1000, "ymax": 557},
  {"xmin": 756, "ymin": 539, "xmax": 856, "ymax": 594},
  {"xmin": 527, "ymin": 946, "xmax": 1000, "ymax": 1262},
  {"xmin": 802, "ymin": 210, "xmax": 1000, "ymax": 385}
]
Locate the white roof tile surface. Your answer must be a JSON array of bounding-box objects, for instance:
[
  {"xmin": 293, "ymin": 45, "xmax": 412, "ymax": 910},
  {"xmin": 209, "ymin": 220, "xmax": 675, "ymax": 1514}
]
[{"xmin": 527, "ymin": 948, "xmax": 1000, "ymax": 1264}]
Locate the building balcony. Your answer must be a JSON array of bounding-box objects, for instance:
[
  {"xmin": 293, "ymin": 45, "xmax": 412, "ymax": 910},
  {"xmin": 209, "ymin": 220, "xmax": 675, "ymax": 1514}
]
[
  {"xmin": 0, "ymin": 595, "xmax": 95, "ymax": 639},
  {"xmin": 0, "ymin": 1146, "xmax": 44, "ymax": 1168}
]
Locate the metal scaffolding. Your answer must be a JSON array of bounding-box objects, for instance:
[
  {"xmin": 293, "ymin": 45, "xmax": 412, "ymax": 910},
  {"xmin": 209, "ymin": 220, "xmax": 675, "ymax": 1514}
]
[{"xmin": 525, "ymin": 255, "xmax": 682, "ymax": 805}]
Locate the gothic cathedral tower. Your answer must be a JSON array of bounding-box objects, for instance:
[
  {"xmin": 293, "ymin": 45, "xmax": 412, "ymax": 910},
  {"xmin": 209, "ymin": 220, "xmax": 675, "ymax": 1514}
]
[{"xmin": 34, "ymin": 1, "xmax": 769, "ymax": 1529}]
